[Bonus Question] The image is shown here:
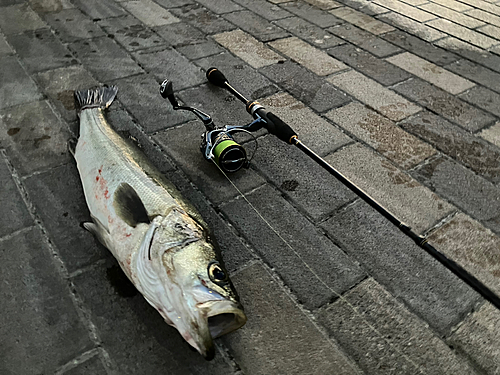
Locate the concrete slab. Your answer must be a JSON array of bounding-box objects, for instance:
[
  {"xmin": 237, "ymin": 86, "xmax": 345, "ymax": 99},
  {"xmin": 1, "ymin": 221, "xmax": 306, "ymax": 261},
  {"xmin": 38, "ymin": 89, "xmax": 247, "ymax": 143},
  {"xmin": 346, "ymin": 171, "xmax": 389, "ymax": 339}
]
[
  {"xmin": 44, "ymin": 8, "xmax": 105, "ymax": 43},
  {"xmin": 221, "ymin": 263, "xmax": 362, "ymax": 375},
  {"xmin": 0, "ymin": 154, "xmax": 32, "ymax": 238},
  {"xmin": 0, "ymin": 55, "xmax": 42, "ymax": 110},
  {"xmin": 68, "ymin": 37, "xmax": 144, "ymax": 81},
  {"xmin": 0, "ymin": 227, "xmax": 94, "ymax": 375},
  {"xmin": 0, "ymin": 4, "xmax": 46, "ymax": 35},
  {"xmin": 0, "ymin": 100, "xmax": 72, "ymax": 176},
  {"xmin": 220, "ymin": 184, "xmax": 366, "ymax": 309},
  {"xmin": 325, "ymin": 143, "xmax": 454, "ymax": 234},
  {"xmin": 326, "ymin": 102, "xmax": 436, "ymax": 169},
  {"xmin": 317, "ymin": 278, "xmax": 477, "ymax": 374}
]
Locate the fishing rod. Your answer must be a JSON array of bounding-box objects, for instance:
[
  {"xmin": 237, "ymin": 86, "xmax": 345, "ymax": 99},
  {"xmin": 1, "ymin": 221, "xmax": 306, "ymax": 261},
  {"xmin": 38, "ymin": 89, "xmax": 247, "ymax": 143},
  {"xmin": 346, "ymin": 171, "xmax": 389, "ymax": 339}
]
[{"xmin": 159, "ymin": 68, "xmax": 500, "ymax": 312}]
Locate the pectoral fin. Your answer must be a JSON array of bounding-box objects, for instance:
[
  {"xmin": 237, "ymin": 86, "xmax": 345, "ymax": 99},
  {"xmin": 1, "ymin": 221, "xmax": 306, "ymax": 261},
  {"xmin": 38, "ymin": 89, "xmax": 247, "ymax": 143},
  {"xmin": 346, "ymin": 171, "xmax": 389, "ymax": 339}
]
[{"xmin": 113, "ymin": 182, "xmax": 150, "ymax": 228}]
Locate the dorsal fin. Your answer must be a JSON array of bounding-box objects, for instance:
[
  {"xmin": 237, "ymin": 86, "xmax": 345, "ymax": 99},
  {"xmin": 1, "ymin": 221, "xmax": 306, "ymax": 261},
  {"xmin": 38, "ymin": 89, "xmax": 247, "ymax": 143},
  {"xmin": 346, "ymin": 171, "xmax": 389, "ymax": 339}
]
[{"xmin": 113, "ymin": 183, "xmax": 150, "ymax": 227}]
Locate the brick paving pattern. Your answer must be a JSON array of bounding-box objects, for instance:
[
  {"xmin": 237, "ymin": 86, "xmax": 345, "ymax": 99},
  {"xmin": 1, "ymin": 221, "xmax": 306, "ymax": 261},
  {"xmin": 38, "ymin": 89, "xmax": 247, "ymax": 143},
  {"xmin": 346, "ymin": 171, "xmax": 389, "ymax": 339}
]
[{"xmin": 1, "ymin": 0, "xmax": 500, "ymax": 373}]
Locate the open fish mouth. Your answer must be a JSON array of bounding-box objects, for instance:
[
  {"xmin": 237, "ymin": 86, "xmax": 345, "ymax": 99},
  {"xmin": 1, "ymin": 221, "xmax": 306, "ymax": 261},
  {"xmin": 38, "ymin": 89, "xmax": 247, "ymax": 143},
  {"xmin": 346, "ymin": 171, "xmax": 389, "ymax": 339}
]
[{"xmin": 194, "ymin": 300, "xmax": 247, "ymax": 359}]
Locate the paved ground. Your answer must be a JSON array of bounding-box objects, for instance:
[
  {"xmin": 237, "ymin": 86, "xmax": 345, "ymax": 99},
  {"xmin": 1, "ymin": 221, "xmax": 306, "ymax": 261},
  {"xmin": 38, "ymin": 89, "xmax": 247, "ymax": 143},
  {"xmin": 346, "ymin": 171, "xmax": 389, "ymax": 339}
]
[{"xmin": 1, "ymin": 0, "xmax": 500, "ymax": 373}]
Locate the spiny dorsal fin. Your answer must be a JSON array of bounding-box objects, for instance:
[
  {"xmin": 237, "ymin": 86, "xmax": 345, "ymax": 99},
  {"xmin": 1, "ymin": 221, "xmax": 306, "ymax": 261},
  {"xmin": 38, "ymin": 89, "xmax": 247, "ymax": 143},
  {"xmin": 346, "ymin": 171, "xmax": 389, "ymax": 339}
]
[{"xmin": 113, "ymin": 183, "xmax": 150, "ymax": 227}]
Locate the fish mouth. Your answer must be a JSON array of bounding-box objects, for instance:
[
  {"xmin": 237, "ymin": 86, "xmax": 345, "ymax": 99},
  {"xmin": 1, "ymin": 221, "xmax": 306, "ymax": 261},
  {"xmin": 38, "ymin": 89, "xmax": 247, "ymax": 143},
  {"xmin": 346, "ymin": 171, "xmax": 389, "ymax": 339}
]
[{"xmin": 194, "ymin": 300, "xmax": 247, "ymax": 360}]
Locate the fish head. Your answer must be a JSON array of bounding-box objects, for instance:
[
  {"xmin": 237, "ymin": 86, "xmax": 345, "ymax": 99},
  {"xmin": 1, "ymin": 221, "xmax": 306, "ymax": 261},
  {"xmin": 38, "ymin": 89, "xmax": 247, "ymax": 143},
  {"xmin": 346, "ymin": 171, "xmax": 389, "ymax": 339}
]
[{"xmin": 145, "ymin": 215, "xmax": 247, "ymax": 360}]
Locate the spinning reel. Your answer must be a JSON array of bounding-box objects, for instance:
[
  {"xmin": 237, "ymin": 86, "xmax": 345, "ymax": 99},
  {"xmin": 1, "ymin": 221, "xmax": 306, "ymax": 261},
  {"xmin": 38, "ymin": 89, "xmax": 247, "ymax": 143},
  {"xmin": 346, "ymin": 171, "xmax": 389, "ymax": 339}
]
[{"xmin": 159, "ymin": 79, "xmax": 260, "ymax": 173}]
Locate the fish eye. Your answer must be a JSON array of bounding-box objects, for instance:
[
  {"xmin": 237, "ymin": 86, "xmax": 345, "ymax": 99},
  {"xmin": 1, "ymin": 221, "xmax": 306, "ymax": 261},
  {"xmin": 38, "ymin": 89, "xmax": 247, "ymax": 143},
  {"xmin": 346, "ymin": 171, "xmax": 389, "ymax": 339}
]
[{"xmin": 208, "ymin": 261, "xmax": 228, "ymax": 285}]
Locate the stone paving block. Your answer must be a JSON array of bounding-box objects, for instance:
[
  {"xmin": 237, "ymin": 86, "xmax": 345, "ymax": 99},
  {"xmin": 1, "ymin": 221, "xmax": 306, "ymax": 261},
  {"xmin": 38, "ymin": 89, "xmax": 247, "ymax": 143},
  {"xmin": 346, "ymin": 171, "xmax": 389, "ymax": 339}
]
[
  {"xmin": 426, "ymin": 19, "xmax": 498, "ymax": 49},
  {"xmin": 194, "ymin": 52, "xmax": 279, "ymax": 100},
  {"xmin": 326, "ymin": 102, "xmax": 435, "ymax": 169},
  {"xmin": 375, "ymin": 0, "xmax": 437, "ymax": 22},
  {"xmin": 449, "ymin": 302, "xmax": 500, "ymax": 374},
  {"xmin": 430, "ymin": 0, "xmax": 473, "ymax": 12},
  {"xmin": 377, "ymin": 11, "xmax": 445, "ymax": 42},
  {"xmin": 281, "ymin": 1, "xmax": 343, "ymax": 27},
  {"xmin": 435, "ymin": 37, "xmax": 500, "ymax": 74},
  {"xmin": 0, "ymin": 155, "xmax": 32, "ymax": 238},
  {"xmin": 34, "ymin": 65, "xmax": 99, "ymax": 123},
  {"xmin": 304, "ymin": 0, "xmax": 343, "ymax": 10},
  {"xmin": 154, "ymin": 21, "xmax": 205, "ymax": 47},
  {"xmin": 321, "ymin": 199, "xmax": 479, "ymax": 333},
  {"xmin": 71, "ymin": 261, "xmax": 235, "ymax": 375},
  {"xmin": 170, "ymin": 4, "xmax": 235, "ymax": 35},
  {"xmin": 419, "ymin": 2, "xmax": 485, "ymax": 28},
  {"xmin": 460, "ymin": 0, "xmax": 500, "ymax": 16},
  {"xmin": 0, "ymin": 227, "xmax": 94, "ymax": 375},
  {"xmin": 220, "ymin": 184, "xmax": 365, "ymax": 309},
  {"xmin": 387, "ymin": 52, "xmax": 475, "ymax": 95},
  {"xmin": 195, "ymin": 0, "xmax": 243, "ymax": 14},
  {"xmin": 459, "ymin": 86, "xmax": 500, "ymax": 117},
  {"xmin": 213, "ymin": 29, "xmax": 282, "ymax": 69},
  {"xmin": 62, "ymin": 356, "xmax": 107, "ymax": 375},
  {"xmin": 465, "ymin": 8, "xmax": 500, "ymax": 27},
  {"xmin": 122, "ymin": 0, "xmax": 180, "ymax": 27},
  {"xmin": 233, "ymin": 0, "xmax": 292, "ymax": 20},
  {"xmin": 0, "ymin": 4, "xmax": 46, "ymax": 35},
  {"xmin": 335, "ymin": 0, "xmax": 390, "ymax": 15},
  {"xmin": 0, "ymin": 33, "xmax": 13, "ymax": 55},
  {"xmin": 176, "ymin": 39, "xmax": 224, "ymax": 60},
  {"xmin": 259, "ymin": 60, "xmax": 350, "ymax": 112},
  {"xmin": 326, "ymin": 143, "xmax": 454, "ymax": 234},
  {"xmin": 251, "ymin": 134, "xmax": 356, "ymax": 221},
  {"xmin": 221, "ymin": 263, "xmax": 361, "ymax": 375},
  {"xmin": 0, "ymin": 55, "xmax": 42, "ymax": 110},
  {"xmin": 445, "ymin": 59, "xmax": 500, "ymax": 94},
  {"xmin": 382, "ymin": 30, "xmax": 459, "ymax": 66},
  {"xmin": 7, "ymin": 29, "xmax": 76, "ymax": 73},
  {"xmin": 22, "ymin": 162, "xmax": 112, "ymax": 274},
  {"xmin": 29, "ymin": 0, "xmax": 73, "ymax": 13},
  {"xmin": 393, "ymin": 78, "xmax": 495, "ymax": 132},
  {"xmin": 480, "ymin": 122, "xmax": 500, "ymax": 147},
  {"xmin": 327, "ymin": 70, "xmax": 421, "ymax": 121},
  {"xmin": 330, "ymin": 6, "xmax": 395, "ymax": 34},
  {"xmin": 274, "ymin": 16, "xmax": 345, "ymax": 49},
  {"xmin": 70, "ymin": 0, "xmax": 126, "ymax": 20},
  {"xmin": 328, "ymin": 43, "xmax": 411, "ymax": 85},
  {"xmin": 328, "ymin": 23, "xmax": 402, "ymax": 57},
  {"xmin": 68, "ymin": 37, "xmax": 144, "ymax": 82},
  {"xmin": 478, "ymin": 24, "xmax": 500, "ymax": 40},
  {"xmin": 132, "ymin": 47, "xmax": 205, "ymax": 89},
  {"xmin": 428, "ymin": 213, "xmax": 500, "ymax": 297},
  {"xmin": 97, "ymin": 15, "xmax": 165, "ymax": 52},
  {"xmin": 223, "ymin": 10, "xmax": 289, "ymax": 42},
  {"xmin": 316, "ymin": 278, "xmax": 477, "ymax": 375},
  {"xmin": 44, "ymin": 8, "xmax": 105, "ymax": 43},
  {"xmin": 260, "ymin": 92, "xmax": 352, "ymax": 156},
  {"xmin": 154, "ymin": 0, "xmax": 195, "ymax": 8},
  {"xmin": 400, "ymin": 111, "xmax": 500, "ymax": 184},
  {"xmin": 154, "ymin": 119, "xmax": 265, "ymax": 205},
  {"xmin": 412, "ymin": 156, "xmax": 500, "ymax": 234},
  {"xmin": 269, "ymin": 37, "xmax": 348, "ymax": 76},
  {"xmin": 0, "ymin": 100, "xmax": 72, "ymax": 176},
  {"xmin": 111, "ymin": 74, "xmax": 191, "ymax": 133}
]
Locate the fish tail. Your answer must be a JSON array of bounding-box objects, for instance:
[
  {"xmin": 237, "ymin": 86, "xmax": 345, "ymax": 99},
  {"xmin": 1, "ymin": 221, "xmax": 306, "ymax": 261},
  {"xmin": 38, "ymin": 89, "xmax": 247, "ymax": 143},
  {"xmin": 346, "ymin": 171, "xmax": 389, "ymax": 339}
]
[{"xmin": 74, "ymin": 86, "xmax": 118, "ymax": 112}]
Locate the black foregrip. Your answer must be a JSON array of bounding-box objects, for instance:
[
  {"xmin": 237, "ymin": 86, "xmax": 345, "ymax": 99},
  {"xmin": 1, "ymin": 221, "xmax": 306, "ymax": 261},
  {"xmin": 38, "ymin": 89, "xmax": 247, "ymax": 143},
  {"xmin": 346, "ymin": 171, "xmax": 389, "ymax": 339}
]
[{"xmin": 255, "ymin": 109, "xmax": 297, "ymax": 144}]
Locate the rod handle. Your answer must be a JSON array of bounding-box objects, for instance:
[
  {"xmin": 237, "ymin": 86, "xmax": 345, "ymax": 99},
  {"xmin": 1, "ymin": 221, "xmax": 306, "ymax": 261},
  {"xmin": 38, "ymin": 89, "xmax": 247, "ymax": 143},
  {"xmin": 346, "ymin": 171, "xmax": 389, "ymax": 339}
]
[{"xmin": 254, "ymin": 108, "xmax": 297, "ymax": 144}]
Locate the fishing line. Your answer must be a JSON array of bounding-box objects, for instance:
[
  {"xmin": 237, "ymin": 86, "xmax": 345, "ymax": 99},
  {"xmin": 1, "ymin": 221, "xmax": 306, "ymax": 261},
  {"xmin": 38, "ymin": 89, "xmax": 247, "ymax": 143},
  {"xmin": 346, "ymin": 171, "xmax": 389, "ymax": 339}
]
[{"xmin": 211, "ymin": 159, "xmax": 426, "ymax": 374}]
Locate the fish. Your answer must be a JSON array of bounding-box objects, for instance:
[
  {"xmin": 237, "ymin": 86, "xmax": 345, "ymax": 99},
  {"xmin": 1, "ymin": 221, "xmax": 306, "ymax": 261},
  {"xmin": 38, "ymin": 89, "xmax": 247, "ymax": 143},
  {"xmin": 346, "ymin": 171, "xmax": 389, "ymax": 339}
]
[{"xmin": 70, "ymin": 85, "xmax": 247, "ymax": 360}]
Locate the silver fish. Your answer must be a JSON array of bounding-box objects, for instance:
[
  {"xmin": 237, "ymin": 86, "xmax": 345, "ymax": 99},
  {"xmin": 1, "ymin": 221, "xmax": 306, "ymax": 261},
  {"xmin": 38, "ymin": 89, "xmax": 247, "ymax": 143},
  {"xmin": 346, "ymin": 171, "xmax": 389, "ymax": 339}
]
[{"xmin": 71, "ymin": 86, "xmax": 246, "ymax": 360}]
